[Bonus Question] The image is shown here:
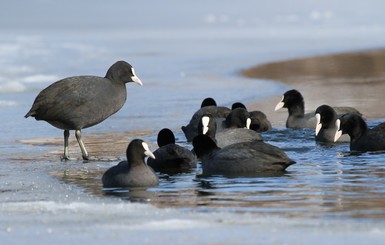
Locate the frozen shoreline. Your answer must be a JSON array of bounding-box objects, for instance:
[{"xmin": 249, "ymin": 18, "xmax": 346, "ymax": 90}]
[{"xmin": 2, "ymin": 200, "xmax": 385, "ymax": 244}]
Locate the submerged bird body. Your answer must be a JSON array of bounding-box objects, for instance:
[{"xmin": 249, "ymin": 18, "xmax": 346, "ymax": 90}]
[
  {"xmin": 25, "ymin": 61, "xmax": 142, "ymax": 160},
  {"xmin": 193, "ymin": 135, "xmax": 295, "ymax": 175},
  {"xmin": 147, "ymin": 128, "xmax": 196, "ymax": 173}
]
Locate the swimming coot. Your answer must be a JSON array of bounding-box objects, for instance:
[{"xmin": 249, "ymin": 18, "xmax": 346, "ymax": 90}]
[
  {"xmin": 182, "ymin": 98, "xmax": 231, "ymax": 141},
  {"xmin": 25, "ymin": 61, "xmax": 142, "ymax": 160},
  {"xmin": 274, "ymin": 89, "xmax": 316, "ymax": 129},
  {"xmin": 224, "ymin": 107, "xmax": 251, "ymax": 129},
  {"xmin": 147, "ymin": 128, "xmax": 197, "ymax": 173},
  {"xmin": 102, "ymin": 139, "xmax": 158, "ymax": 188},
  {"xmin": 232, "ymin": 102, "xmax": 272, "ymax": 132},
  {"xmin": 275, "ymin": 89, "xmax": 361, "ymax": 129},
  {"xmin": 315, "ymin": 105, "xmax": 350, "ymax": 143},
  {"xmin": 193, "ymin": 135, "xmax": 295, "ymax": 176},
  {"xmin": 199, "ymin": 113, "xmax": 262, "ymax": 148},
  {"xmin": 334, "ymin": 113, "xmax": 385, "ymax": 152}
]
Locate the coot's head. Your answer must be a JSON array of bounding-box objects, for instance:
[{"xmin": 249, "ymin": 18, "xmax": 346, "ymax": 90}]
[
  {"xmin": 275, "ymin": 89, "xmax": 304, "ymax": 111},
  {"xmin": 200, "ymin": 97, "xmax": 217, "ymax": 108},
  {"xmin": 192, "ymin": 135, "xmax": 220, "ymax": 159},
  {"xmin": 334, "ymin": 113, "xmax": 367, "ymax": 142},
  {"xmin": 225, "ymin": 108, "xmax": 251, "ymax": 129},
  {"xmin": 126, "ymin": 139, "xmax": 155, "ymax": 162},
  {"xmin": 105, "ymin": 61, "xmax": 143, "ymax": 86},
  {"xmin": 157, "ymin": 128, "xmax": 176, "ymax": 147},
  {"xmin": 315, "ymin": 105, "xmax": 337, "ymax": 135},
  {"xmin": 231, "ymin": 102, "xmax": 247, "ymax": 110}
]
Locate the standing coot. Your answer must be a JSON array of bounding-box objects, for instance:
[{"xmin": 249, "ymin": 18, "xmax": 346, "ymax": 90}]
[
  {"xmin": 25, "ymin": 61, "xmax": 142, "ymax": 160},
  {"xmin": 102, "ymin": 139, "xmax": 158, "ymax": 188}
]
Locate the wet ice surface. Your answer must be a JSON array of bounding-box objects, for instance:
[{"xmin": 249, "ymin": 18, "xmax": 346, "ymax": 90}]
[{"xmin": 2, "ymin": 0, "xmax": 385, "ymax": 243}]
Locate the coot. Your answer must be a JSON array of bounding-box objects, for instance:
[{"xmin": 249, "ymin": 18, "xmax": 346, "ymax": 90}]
[
  {"xmin": 182, "ymin": 98, "xmax": 231, "ymax": 141},
  {"xmin": 232, "ymin": 102, "xmax": 272, "ymax": 132},
  {"xmin": 102, "ymin": 139, "xmax": 158, "ymax": 188},
  {"xmin": 25, "ymin": 61, "xmax": 142, "ymax": 160},
  {"xmin": 315, "ymin": 105, "xmax": 350, "ymax": 142},
  {"xmin": 193, "ymin": 135, "xmax": 295, "ymax": 175},
  {"xmin": 199, "ymin": 113, "xmax": 262, "ymax": 148},
  {"xmin": 334, "ymin": 113, "xmax": 385, "ymax": 152},
  {"xmin": 147, "ymin": 128, "xmax": 196, "ymax": 173},
  {"xmin": 275, "ymin": 89, "xmax": 360, "ymax": 129}
]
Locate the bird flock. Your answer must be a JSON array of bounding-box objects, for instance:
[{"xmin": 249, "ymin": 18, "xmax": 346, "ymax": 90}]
[{"xmin": 25, "ymin": 61, "xmax": 385, "ymax": 189}]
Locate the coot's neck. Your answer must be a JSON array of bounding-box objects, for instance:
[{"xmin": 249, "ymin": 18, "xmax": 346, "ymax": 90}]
[
  {"xmin": 200, "ymin": 147, "xmax": 220, "ymax": 162},
  {"xmin": 288, "ymin": 103, "xmax": 305, "ymax": 117},
  {"xmin": 105, "ymin": 71, "xmax": 126, "ymax": 86},
  {"xmin": 348, "ymin": 123, "xmax": 367, "ymax": 143},
  {"xmin": 126, "ymin": 153, "xmax": 145, "ymax": 168}
]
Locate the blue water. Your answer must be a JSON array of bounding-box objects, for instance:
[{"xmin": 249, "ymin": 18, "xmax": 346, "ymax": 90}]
[{"xmin": 1, "ymin": 0, "xmax": 385, "ymax": 244}]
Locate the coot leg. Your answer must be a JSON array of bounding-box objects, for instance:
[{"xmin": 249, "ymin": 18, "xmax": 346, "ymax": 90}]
[
  {"xmin": 63, "ymin": 130, "xmax": 71, "ymax": 161},
  {"xmin": 75, "ymin": 129, "xmax": 89, "ymax": 160}
]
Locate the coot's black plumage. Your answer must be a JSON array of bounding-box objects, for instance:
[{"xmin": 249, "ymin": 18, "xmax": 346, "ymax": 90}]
[
  {"xmin": 25, "ymin": 61, "xmax": 142, "ymax": 160},
  {"xmin": 224, "ymin": 107, "xmax": 251, "ymax": 129},
  {"xmin": 231, "ymin": 102, "xmax": 272, "ymax": 132},
  {"xmin": 249, "ymin": 111, "xmax": 272, "ymax": 132},
  {"xmin": 102, "ymin": 139, "xmax": 158, "ymax": 188},
  {"xmin": 274, "ymin": 89, "xmax": 316, "ymax": 129},
  {"xmin": 334, "ymin": 113, "xmax": 385, "ymax": 152},
  {"xmin": 200, "ymin": 97, "xmax": 217, "ymax": 108},
  {"xmin": 147, "ymin": 128, "xmax": 196, "ymax": 173},
  {"xmin": 182, "ymin": 98, "xmax": 231, "ymax": 141},
  {"xmin": 193, "ymin": 135, "xmax": 295, "ymax": 175}
]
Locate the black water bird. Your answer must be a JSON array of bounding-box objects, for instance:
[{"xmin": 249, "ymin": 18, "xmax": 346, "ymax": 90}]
[
  {"xmin": 102, "ymin": 139, "xmax": 158, "ymax": 188},
  {"xmin": 182, "ymin": 98, "xmax": 231, "ymax": 141},
  {"xmin": 25, "ymin": 61, "xmax": 142, "ymax": 160},
  {"xmin": 193, "ymin": 135, "xmax": 295, "ymax": 175},
  {"xmin": 275, "ymin": 89, "xmax": 360, "ymax": 129},
  {"xmin": 334, "ymin": 113, "xmax": 385, "ymax": 152},
  {"xmin": 147, "ymin": 128, "xmax": 196, "ymax": 173}
]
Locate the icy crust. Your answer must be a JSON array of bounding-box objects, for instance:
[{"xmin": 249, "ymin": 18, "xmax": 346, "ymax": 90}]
[{"xmin": 1, "ymin": 200, "xmax": 385, "ymax": 245}]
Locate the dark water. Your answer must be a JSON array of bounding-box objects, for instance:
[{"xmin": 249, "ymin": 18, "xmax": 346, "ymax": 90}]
[{"xmin": 54, "ymin": 121, "xmax": 385, "ymax": 221}]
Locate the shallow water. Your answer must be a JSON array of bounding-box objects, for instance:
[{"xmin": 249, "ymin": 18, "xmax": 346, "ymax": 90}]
[
  {"xmin": 2, "ymin": 0, "xmax": 385, "ymax": 244},
  {"xmin": 46, "ymin": 125, "xmax": 385, "ymax": 221}
]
